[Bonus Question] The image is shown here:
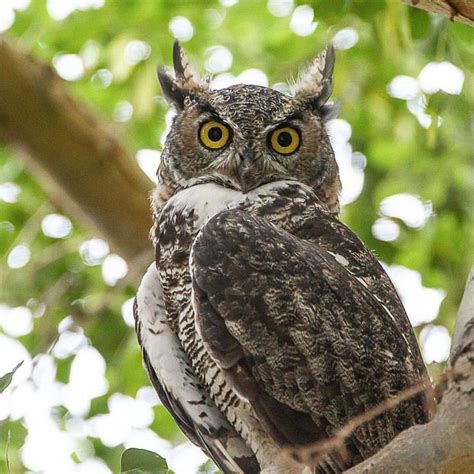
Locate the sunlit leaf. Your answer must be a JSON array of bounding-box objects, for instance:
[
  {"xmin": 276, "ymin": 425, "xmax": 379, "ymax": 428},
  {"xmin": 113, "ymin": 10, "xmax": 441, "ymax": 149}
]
[
  {"xmin": 121, "ymin": 448, "xmax": 169, "ymax": 474},
  {"xmin": 0, "ymin": 361, "xmax": 23, "ymax": 394}
]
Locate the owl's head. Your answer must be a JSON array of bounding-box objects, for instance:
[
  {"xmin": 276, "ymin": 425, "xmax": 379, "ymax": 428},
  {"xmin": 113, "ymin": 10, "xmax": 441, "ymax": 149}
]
[{"xmin": 157, "ymin": 42, "xmax": 341, "ymax": 214}]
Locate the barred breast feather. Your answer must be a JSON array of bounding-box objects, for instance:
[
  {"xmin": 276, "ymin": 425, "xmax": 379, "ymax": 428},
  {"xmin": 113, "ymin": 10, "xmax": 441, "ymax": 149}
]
[{"xmin": 135, "ymin": 180, "xmax": 431, "ymax": 473}]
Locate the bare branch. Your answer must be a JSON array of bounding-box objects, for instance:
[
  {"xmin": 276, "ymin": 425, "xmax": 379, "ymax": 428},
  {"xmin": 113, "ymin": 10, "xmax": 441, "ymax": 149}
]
[
  {"xmin": 402, "ymin": 0, "xmax": 474, "ymax": 27},
  {"xmin": 402, "ymin": 0, "xmax": 474, "ymax": 26},
  {"xmin": 285, "ymin": 365, "xmax": 472, "ymax": 468},
  {"xmin": 450, "ymin": 267, "xmax": 474, "ymax": 363},
  {"xmin": 285, "ymin": 379, "xmax": 429, "ymax": 467},
  {"xmin": 0, "ymin": 36, "xmax": 154, "ymax": 271}
]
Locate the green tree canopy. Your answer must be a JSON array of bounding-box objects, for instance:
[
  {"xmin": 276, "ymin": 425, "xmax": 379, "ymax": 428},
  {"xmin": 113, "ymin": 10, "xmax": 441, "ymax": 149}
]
[{"xmin": 0, "ymin": 1, "xmax": 472, "ymax": 472}]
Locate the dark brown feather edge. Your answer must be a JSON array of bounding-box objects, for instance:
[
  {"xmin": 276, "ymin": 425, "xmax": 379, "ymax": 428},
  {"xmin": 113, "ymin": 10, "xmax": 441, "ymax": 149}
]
[
  {"xmin": 191, "ymin": 206, "xmax": 431, "ymax": 472},
  {"xmin": 134, "ymin": 298, "xmax": 260, "ymax": 473}
]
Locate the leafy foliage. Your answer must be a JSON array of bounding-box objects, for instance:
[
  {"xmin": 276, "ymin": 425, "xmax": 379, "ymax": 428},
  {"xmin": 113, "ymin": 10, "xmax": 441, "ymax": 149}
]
[
  {"xmin": 121, "ymin": 448, "xmax": 169, "ymax": 474},
  {"xmin": 0, "ymin": 1, "xmax": 472, "ymax": 473},
  {"xmin": 0, "ymin": 362, "xmax": 23, "ymax": 394}
]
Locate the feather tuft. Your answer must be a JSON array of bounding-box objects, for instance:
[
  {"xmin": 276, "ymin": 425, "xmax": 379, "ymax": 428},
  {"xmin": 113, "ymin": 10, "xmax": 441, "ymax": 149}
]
[
  {"xmin": 172, "ymin": 41, "xmax": 208, "ymax": 92},
  {"xmin": 293, "ymin": 44, "xmax": 335, "ymax": 105}
]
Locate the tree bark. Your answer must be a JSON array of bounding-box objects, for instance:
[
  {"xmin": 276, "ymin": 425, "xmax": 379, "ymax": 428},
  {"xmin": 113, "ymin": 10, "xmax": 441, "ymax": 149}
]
[
  {"xmin": 402, "ymin": 0, "xmax": 474, "ymax": 26},
  {"xmin": 0, "ymin": 36, "xmax": 154, "ymax": 271},
  {"xmin": 347, "ymin": 267, "xmax": 474, "ymax": 473}
]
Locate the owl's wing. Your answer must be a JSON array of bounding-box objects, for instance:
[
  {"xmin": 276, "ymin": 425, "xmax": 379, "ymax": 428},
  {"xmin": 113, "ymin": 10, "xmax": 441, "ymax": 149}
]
[
  {"xmin": 135, "ymin": 264, "xmax": 259, "ymax": 473},
  {"xmin": 190, "ymin": 209, "xmax": 430, "ymax": 467}
]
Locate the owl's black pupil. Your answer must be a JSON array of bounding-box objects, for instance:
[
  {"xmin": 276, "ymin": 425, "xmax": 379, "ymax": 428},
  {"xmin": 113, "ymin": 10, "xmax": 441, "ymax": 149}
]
[
  {"xmin": 208, "ymin": 127, "xmax": 223, "ymax": 142},
  {"xmin": 277, "ymin": 131, "xmax": 292, "ymax": 147}
]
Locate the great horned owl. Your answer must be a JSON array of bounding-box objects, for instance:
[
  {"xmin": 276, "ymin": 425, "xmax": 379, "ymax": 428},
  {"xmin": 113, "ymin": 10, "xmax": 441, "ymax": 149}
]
[{"xmin": 134, "ymin": 42, "xmax": 431, "ymax": 473}]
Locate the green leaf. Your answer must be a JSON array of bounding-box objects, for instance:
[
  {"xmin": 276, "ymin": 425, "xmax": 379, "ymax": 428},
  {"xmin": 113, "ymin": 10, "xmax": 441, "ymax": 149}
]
[
  {"xmin": 120, "ymin": 448, "xmax": 169, "ymax": 474},
  {"xmin": 197, "ymin": 458, "xmax": 221, "ymax": 473},
  {"xmin": 0, "ymin": 361, "xmax": 23, "ymax": 394}
]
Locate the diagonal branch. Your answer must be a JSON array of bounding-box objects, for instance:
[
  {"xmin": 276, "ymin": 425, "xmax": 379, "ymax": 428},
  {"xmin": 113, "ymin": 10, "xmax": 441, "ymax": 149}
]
[
  {"xmin": 402, "ymin": 0, "xmax": 474, "ymax": 26},
  {"xmin": 0, "ymin": 36, "xmax": 154, "ymax": 271}
]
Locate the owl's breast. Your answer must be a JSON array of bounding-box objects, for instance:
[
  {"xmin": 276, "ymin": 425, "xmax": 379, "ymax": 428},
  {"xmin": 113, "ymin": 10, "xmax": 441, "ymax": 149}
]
[
  {"xmin": 156, "ymin": 179, "xmax": 323, "ymax": 233},
  {"xmin": 154, "ymin": 180, "xmax": 313, "ymax": 470},
  {"xmin": 155, "ymin": 179, "xmax": 326, "ymax": 334}
]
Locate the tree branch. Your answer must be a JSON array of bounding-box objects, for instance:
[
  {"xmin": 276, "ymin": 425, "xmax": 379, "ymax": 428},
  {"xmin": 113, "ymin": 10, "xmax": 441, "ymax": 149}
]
[
  {"xmin": 402, "ymin": 0, "xmax": 474, "ymax": 26},
  {"xmin": 0, "ymin": 36, "xmax": 154, "ymax": 271},
  {"xmin": 285, "ymin": 378, "xmax": 430, "ymax": 468},
  {"xmin": 450, "ymin": 267, "xmax": 474, "ymax": 363}
]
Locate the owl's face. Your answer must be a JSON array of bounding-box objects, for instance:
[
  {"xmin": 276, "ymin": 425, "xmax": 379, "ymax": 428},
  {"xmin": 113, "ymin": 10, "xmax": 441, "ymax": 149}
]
[{"xmin": 157, "ymin": 43, "xmax": 341, "ymax": 214}]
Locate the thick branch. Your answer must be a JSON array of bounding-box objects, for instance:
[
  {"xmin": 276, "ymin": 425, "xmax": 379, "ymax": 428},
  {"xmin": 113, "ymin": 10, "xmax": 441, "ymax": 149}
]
[
  {"xmin": 450, "ymin": 267, "xmax": 474, "ymax": 362},
  {"xmin": 0, "ymin": 36, "xmax": 154, "ymax": 269},
  {"xmin": 347, "ymin": 267, "xmax": 474, "ymax": 473},
  {"xmin": 402, "ymin": 0, "xmax": 474, "ymax": 26}
]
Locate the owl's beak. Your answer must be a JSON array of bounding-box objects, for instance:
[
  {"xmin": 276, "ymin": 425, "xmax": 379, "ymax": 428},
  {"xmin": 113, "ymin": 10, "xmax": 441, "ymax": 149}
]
[
  {"xmin": 239, "ymin": 150, "xmax": 256, "ymax": 168},
  {"xmin": 238, "ymin": 150, "xmax": 258, "ymax": 193}
]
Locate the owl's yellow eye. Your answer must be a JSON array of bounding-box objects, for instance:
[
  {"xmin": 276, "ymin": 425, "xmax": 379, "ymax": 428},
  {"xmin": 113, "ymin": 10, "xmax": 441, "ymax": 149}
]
[
  {"xmin": 269, "ymin": 126, "xmax": 300, "ymax": 155},
  {"xmin": 199, "ymin": 120, "xmax": 231, "ymax": 150}
]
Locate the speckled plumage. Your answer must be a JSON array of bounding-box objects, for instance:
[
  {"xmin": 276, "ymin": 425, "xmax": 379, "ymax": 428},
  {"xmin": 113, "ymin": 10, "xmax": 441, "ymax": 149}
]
[{"xmin": 135, "ymin": 43, "xmax": 431, "ymax": 473}]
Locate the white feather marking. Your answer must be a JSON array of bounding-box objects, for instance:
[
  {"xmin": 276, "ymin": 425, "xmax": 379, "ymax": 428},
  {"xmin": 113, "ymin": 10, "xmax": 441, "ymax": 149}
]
[
  {"xmin": 381, "ymin": 302, "xmax": 411, "ymax": 349},
  {"xmin": 213, "ymin": 440, "xmax": 244, "ymax": 474},
  {"xmin": 162, "ymin": 180, "xmax": 310, "ymax": 229},
  {"xmin": 355, "ymin": 276, "xmax": 369, "ymax": 288},
  {"xmin": 357, "ymin": 279, "xmax": 411, "ymax": 350},
  {"xmin": 136, "ymin": 264, "xmax": 231, "ymax": 434},
  {"xmin": 327, "ymin": 251, "xmax": 349, "ymax": 266}
]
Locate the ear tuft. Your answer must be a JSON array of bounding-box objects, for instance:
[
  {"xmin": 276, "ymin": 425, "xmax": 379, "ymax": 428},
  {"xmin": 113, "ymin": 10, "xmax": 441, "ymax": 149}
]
[
  {"xmin": 157, "ymin": 65, "xmax": 185, "ymax": 110},
  {"xmin": 157, "ymin": 42, "xmax": 209, "ymax": 110},
  {"xmin": 173, "ymin": 41, "xmax": 192, "ymax": 85},
  {"xmin": 172, "ymin": 41, "xmax": 209, "ymax": 92},
  {"xmin": 293, "ymin": 44, "xmax": 335, "ymax": 109}
]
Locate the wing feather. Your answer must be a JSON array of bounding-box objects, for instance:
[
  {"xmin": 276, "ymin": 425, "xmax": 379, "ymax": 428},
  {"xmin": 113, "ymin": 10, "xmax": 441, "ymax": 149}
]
[
  {"xmin": 135, "ymin": 264, "xmax": 259, "ymax": 473},
  {"xmin": 190, "ymin": 208, "xmax": 430, "ymax": 468}
]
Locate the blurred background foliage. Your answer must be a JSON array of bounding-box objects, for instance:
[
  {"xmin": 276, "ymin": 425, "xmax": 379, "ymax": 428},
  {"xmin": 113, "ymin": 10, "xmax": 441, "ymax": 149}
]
[{"xmin": 0, "ymin": 0, "xmax": 472, "ymax": 472}]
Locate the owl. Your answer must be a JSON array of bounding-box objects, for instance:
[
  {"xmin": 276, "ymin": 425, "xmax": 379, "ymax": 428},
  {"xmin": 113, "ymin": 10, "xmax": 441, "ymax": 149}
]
[{"xmin": 134, "ymin": 42, "xmax": 432, "ymax": 473}]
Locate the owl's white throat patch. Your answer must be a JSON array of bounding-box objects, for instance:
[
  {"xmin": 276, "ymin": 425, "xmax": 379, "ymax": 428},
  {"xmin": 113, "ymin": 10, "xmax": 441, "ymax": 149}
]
[{"xmin": 158, "ymin": 180, "xmax": 304, "ymax": 229}]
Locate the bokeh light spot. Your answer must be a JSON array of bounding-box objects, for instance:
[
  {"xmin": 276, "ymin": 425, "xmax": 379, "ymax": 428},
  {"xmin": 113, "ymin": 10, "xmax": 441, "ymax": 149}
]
[
  {"xmin": 169, "ymin": 16, "xmax": 194, "ymax": 42},
  {"xmin": 387, "ymin": 75, "xmax": 421, "ymax": 100},
  {"xmin": 113, "ymin": 101, "xmax": 134, "ymax": 122},
  {"xmin": 136, "ymin": 149, "xmax": 161, "ymax": 182},
  {"xmin": 102, "ymin": 254, "xmax": 128, "ymax": 286},
  {"xmin": 80, "ymin": 238, "xmax": 110, "ymax": 266},
  {"xmin": 418, "ymin": 61, "xmax": 464, "ymax": 95},
  {"xmin": 53, "ymin": 54, "xmax": 85, "ymax": 81},
  {"xmin": 8, "ymin": 244, "xmax": 31, "ymax": 269},
  {"xmin": 205, "ymin": 46, "xmax": 233, "ymax": 74},
  {"xmin": 2, "ymin": 306, "xmax": 33, "ymax": 337},
  {"xmin": 290, "ymin": 5, "xmax": 317, "ymax": 37},
  {"xmin": 121, "ymin": 298, "xmax": 135, "ymax": 328},
  {"xmin": 372, "ymin": 218, "xmax": 400, "ymax": 242},
  {"xmin": 267, "ymin": 0, "xmax": 294, "ymax": 17},
  {"xmin": 0, "ymin": 182, "xmax": 21, "ymax": 203},
  {"xmin": 47, "ymin": 0, "xmax": 105, "ymax": 21},
  {"xmin": 0, "ymin": 6, "xmax": 15, "ymax": 33},
  {"xmin": 125, "ymin": 40, "xmax": 151, "ymax": 66},
  {"xmin": 41, "ymin": 213, "xmax": 73, "ymax": 239},
  {"xmin": 333, "ymin": 28, "xmax": 359, "ymax": 50},
  {"xmin": 384, "ymin": 264, "xmax": 446, "ymax": 326},
  {"xmin": 379, "ymin": 193, "xmax": 432, "ymax": 229},
  {"xmin": 420, "ymin": 325, "xmax": 451, "ymax": 363}
]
